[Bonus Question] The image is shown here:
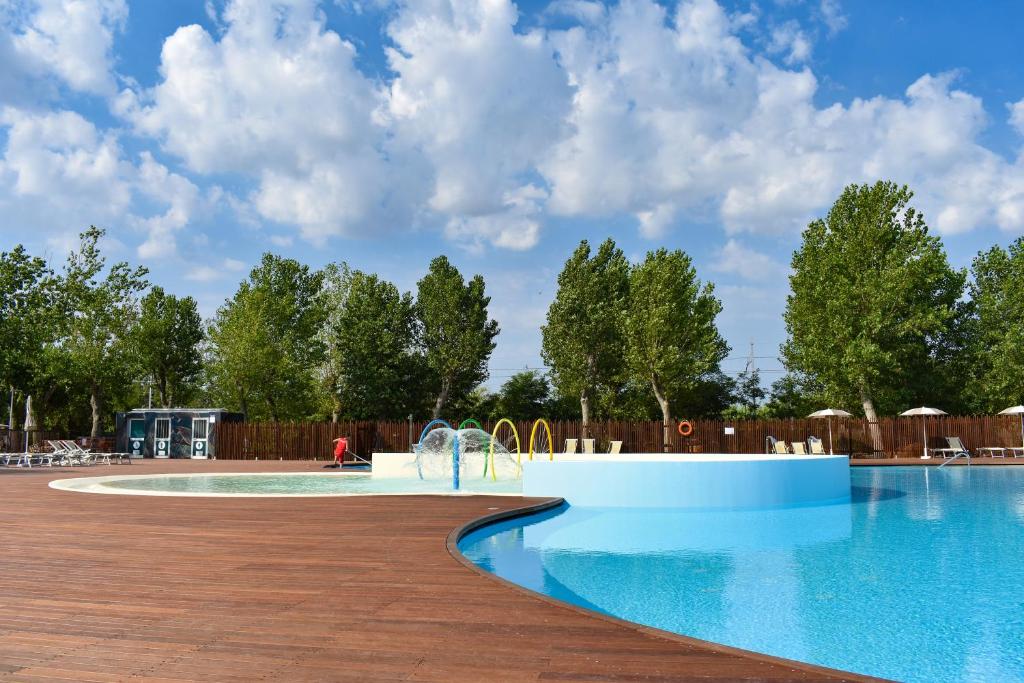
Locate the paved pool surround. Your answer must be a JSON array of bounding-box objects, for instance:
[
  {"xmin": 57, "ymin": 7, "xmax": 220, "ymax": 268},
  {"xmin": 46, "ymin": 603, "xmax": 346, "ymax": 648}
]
[
  {"xmin": 372, "ymin": 451, "xmax": 851, "ymax": 509},
  {"xmin": 522, "ymin": 453, "xmax": 851, "ymax": 509}
]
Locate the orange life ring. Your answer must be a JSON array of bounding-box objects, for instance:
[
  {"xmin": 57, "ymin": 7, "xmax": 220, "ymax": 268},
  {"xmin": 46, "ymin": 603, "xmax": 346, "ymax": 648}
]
[{"xmin": 677, "ymin": 420, "xmax": 693, "ymax": 437}]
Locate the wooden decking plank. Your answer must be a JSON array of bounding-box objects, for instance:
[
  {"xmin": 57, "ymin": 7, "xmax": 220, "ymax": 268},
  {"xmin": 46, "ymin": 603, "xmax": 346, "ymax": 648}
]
[{"xmin": 0, "ymin": 460, "xmax": 871, "ymax": 682}]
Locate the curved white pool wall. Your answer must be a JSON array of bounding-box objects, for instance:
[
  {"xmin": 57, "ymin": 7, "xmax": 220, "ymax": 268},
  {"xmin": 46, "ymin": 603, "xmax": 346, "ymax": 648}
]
[{"xmin": 522, "ymin": 453, "xmax": 851, "ymax": 509}]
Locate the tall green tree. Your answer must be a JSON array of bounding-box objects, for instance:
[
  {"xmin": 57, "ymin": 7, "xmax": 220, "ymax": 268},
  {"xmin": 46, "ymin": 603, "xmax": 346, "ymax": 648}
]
[
  {"xmin": 207, "ymin": 254, "xmax": 325, "ymax": 421},
  {"xmin": 332, "ymin": 270, "xmax": 426, "ymax": 419},
  {"xmin": 624, "ymin": 248, "xmax": 729, "ymax": 450},
  {"xmin": 541, "ymin": 239, "xmax": 630, "ymax": 434},
  {"xmin": 782, "ymin": 181, "xmax": 966, "ymax": 451},
  {"xmin": 0, "ymin": 245, "xmax": 57, "ymax": 428},
  {"xmin": 61, "ymin": 227, "xmax": 149, "ymax": 437},
  {"xmin": 494, "ymin": 371, "xmax": 551, "ymax": 420},
  {"xmin": 967, "ymin": 238, "xmax": 1024, "ymax": 410},
  {"xmin": 133, "ymin": 287, "xmax": 203, "ymax": 408},
  {"xmin": 416, "ymin": 256, "xmax": 499, "ymax": 418}
]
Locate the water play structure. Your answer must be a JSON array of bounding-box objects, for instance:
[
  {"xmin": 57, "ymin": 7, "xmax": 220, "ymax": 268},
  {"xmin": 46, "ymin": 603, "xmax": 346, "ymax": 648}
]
[{"xmin": 413, "ymin": 419, "xmax": 522, "ymax": 490}]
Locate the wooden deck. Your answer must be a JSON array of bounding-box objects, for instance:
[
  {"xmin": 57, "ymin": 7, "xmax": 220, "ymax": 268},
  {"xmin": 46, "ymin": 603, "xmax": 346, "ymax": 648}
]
[{"xmin": 0, "ymin": 460, "xmax": 871, "ymax": 682}]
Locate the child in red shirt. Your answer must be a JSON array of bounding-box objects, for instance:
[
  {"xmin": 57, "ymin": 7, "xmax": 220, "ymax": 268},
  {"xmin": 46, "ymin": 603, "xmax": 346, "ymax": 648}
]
[{"xmin": 333, "ymin": 437, "xmax": 349, "ymax": 466}]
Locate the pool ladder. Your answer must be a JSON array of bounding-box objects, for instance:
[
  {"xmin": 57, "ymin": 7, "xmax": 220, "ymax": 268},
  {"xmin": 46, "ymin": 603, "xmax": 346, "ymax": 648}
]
[{"xmin": 937, "ymin": 451, "xmax": 971, "ymax": 468}]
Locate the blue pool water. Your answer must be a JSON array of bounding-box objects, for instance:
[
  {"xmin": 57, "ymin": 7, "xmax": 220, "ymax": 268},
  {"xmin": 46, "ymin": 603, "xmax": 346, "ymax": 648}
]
[{"xmin": 459, "ymin": 467, "xmax": 1024, "ymax": 682}]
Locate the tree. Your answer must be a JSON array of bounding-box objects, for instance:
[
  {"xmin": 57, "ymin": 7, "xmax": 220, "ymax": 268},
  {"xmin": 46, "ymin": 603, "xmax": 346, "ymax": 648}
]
[
  {"xmin": 624, "ymin": 248, "xmax": 729, "ymax": 450},
  {"xmin": 133, "ymin": 287, "xmax": 203, "ymax": 408},
  {"xmin": 416, "ymin": 256, "xmax": 499, "ymax": 418},
  {"xmin": 332, "ymin": 270, "xmax": 426, "ymax": 419},
  {"xmin": 61, "ymin": 227, "xmax": 149, "ymax": 437},
  {"xmin": 207, "ymin": 254, "xmax": 325, "ymax": 421},
  {"xmin": 782, "ymin": 182, "xmax": 966, "ymax": 452},
  {"xmin": 494, "ymin": 371, "xmax": 551, "ymax": 420},
  {"xmin": 967, "ymin": 238, "xmax": 1024, "ymax": 411},
  {"xmin": 0, "ymin": 245, "xmax": 57, "ymax": 429},
  {"xmin": 541, "ymin": 239, "xmax": 630, "ymax": 435},
  {"xmin": 725, "ymin": 366, "xmax": 766, "ymax": 417}
]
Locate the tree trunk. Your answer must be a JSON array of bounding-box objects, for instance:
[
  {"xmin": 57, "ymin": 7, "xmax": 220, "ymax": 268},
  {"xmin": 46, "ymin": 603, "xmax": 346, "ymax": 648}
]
[
  {"xmin": 432, "ymin": 378, "xmax": 451, "ymax": 420},
  {"xmin": 580, "ymin": 388, "xmax": 591, "ymax": 439},
  {"xmin": 860, "ymin": 386, "xmax": 884, "ymax": 456},
  {"xmin": 158, "ymin": 374, "xmax": 169, "ymax": 408},
  {"xmin": 651, "ymin": 374, "xmax": 671, "ymax": 452},
  {"xmin": 89, "ymin": 386, "xmax": 102, "ymax": 438},
  {"xmin": 237, "ymin": 382, "xmax": 249, "ymax": 421}
]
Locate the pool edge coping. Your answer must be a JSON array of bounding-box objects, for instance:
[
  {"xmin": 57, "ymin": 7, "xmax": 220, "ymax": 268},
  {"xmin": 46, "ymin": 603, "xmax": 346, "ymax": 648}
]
[
  {"xmin": 47, "ymin": 471, "xmax": 524, "ymax": 498},
  {"xmin": 446, "ymin": 498, "xmax": 890, "ymax": 683}
]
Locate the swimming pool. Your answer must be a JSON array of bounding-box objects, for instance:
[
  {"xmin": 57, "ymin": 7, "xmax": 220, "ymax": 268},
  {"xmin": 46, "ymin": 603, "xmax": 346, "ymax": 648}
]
[
  {"xmin": 459, "ymin": 467, "xmax": 1024, "ymax": 683},
  {"xmin": 50, "ymin": 472, "xmax": 522, "ymax": 496}
]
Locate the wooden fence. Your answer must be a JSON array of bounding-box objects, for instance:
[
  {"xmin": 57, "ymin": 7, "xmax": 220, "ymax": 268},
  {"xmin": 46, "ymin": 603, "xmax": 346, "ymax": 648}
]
[
  {"xmin": 212, "ymin": 415, "xmax": 1024, "ymax": 460},
  {"xmin": 0, "ymin": 429, "xmax": 65, "ymax": 453}
]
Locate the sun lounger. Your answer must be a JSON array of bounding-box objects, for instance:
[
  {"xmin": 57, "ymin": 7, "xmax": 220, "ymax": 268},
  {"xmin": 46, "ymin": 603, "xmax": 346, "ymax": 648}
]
[
  {"xmin": 582, "ymin": 439, "xmax": 595, "ymax": 454},
  {"xmin": 608, "ymin": 440, "xmax": 622, "ymax": 455},
  {"xmin": 791, "ymin": 442, "xmax": 807, "ymax": 455},
  {"xmin": 564, "ymin": 438, "xmax": 578, "ymax": 455},
  {"xmin": 773, "ymin": 440, "xmax": 790, "ymax": 455},
  {"xmin": 977, "ymin": 447, "xmax": 1007, "ymax": 458},
  {"xmin": 808, "ymin": 437, "xmax": 827, "ymax": 455},
  {"xmin": 932, "ymin": 436, "xmax": 971, "ymax": 460}
]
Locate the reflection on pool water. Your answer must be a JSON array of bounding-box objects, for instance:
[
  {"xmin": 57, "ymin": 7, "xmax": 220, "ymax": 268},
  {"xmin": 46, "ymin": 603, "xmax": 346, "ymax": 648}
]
[
  {"xmin": 51, "ymin": 472, "xmax": 522, "ymax": 496},
  {"xmin": 459, "ymin": 467, "xmax": 1024, "ymax": 683}
]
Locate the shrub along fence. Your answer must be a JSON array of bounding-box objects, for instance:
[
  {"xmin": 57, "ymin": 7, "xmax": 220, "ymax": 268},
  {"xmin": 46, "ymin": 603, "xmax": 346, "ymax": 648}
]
[{"xmin": 213, "ymin": 415, "xmax": 1024, "ymax": 460}]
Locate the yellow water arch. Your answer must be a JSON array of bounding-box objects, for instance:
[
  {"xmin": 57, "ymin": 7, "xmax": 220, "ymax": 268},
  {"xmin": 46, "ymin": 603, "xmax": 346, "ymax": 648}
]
[
  {"xmin": 488, "ymin": 418, "xmax": 521, "ymax": 481},
  {"xmin": 528, "ymin": 418, "xmax": 554, "ymax": 462}
]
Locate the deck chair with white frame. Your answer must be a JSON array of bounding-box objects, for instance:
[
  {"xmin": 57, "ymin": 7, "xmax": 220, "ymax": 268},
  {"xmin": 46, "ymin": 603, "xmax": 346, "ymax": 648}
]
[
  {"xmin": 773, "ymin": 440, "xmax": 791, "ymax": 455},
  {"xmin": 563, "ymin": 438, "xmax": 578, "ymax": 455},
  {"xmin": 808, "ymin": 437, "xmax": 827, "ymax": 455},
  {"xmin": 791, "ymin": 442, "xmax": 808, "ymax": 455},
  {"xmin": 608, "ymin": 440, "xmax": 622, "ymax": 455},
  {"xmin": 582, "ymin": 438, "xmax": 595, "ymax": 454}
]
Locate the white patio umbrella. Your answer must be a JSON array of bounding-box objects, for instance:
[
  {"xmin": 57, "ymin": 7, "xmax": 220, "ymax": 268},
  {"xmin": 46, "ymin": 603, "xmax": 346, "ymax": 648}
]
[
  {"xmin": 900, "ymin": 406, "xmax": 947, "ymax": 458},
  {"xmin": 807, "ymin": 408, "xmax": 853, "ymax": 454},
  {"xmin": 998, "ymin": 405, "xmax": 1024, "ymax": 449},
  {"xmin": 23, "ymin": 394, "xmax": 34, "ymax": 453}
]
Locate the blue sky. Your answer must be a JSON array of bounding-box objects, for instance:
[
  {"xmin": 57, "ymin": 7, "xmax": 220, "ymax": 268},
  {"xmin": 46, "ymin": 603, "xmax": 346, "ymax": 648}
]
[{"xmin": 2, "ymin": 0, "xmax": 1023, "ymax": 389}]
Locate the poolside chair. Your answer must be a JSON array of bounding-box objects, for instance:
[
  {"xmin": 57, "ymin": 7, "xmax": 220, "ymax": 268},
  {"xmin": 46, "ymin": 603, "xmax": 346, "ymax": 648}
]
[
  {"xmin": 564, "ymin": 438, "xmax": 578, "ymax": 455},
  {"xmin": 791, "ymin": 442, "xmax": 808, "ymax": 455},
  {"xmin": 808, "ymin": 437, "xmax": 827, "ymax": 455},
  {"xmin": 582, "ymin": 438, "xmax": 595, "ymax": 454},
  {"xmin": 773, "ymin": 440, "xmax": 791, "ymax": 455},
  {"xmin": 59, "ymin": 440, "xmax": 97, "ymax": 466},
  {"xmin": 608, "ymin": 440, "xmax": 622, "ymax": 455}
]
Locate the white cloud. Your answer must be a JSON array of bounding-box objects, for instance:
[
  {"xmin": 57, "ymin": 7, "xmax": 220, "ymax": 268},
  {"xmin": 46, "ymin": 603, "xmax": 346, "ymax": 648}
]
[
  {"xmin": 223, "ymin": 257, "xmax": 245, "ymax": 271},
  {"xmin": 443, "ymin": 184, "xmax": 545, "ymax": 251},
  {"xmin": 1010, "ymin": 98, "xmax": 1024, "ymax": 137},
  {"xmin": 768, "ymin": 20, "xmax": 811, "ymax": 64},
  {"xmin": 542, "ymin": 0, "xmax": 1024, "ymax": 237},
  {"xmin": 184, "ymin": 265, "xmax": 221, "ymax": 282},
  {"xmin": 10, "ymin": 0, "xmax": 127, "ymax": 96},
  {"xmin": 268, "ymin": 234, "xmax": 294, "ymax": 247},
  {"xmin": 0, "ymin": 106, "xmax": 211, "ymax": 252},
  {"xmin": 0, "ymin": 106, "xmax": 131, "ymax": 227},
  {"xmin": 711, "ymin": 239, "xmax": 787, "ymax": 280},
  {"xmin": 134, "ymin": 152, "xmax": 200, "ymax": 259},
  {"xmin": 544, "ymin": 0, "xmax": 606, "ymax": 24},
  {"xmin": 819, "ymin": 0, "xmax": 847, "ymax": 35},
  {"xmin": 120, "ymin": 0, "xmax": 424, "ymax": 242},
  {"xmin": 385, "ymin": 0, "xmax": 571, "ymax": 234}
]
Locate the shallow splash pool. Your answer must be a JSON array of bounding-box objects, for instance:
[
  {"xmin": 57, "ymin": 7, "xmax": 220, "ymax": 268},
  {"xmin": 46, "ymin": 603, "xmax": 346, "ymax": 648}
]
[
  {"xmin": 459, "ymin": 467, "xmax": 1024, "ymax": 683},
  {"xmin": 50, "ymin": 472, "xmax": 522, "ymax": 497}
]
